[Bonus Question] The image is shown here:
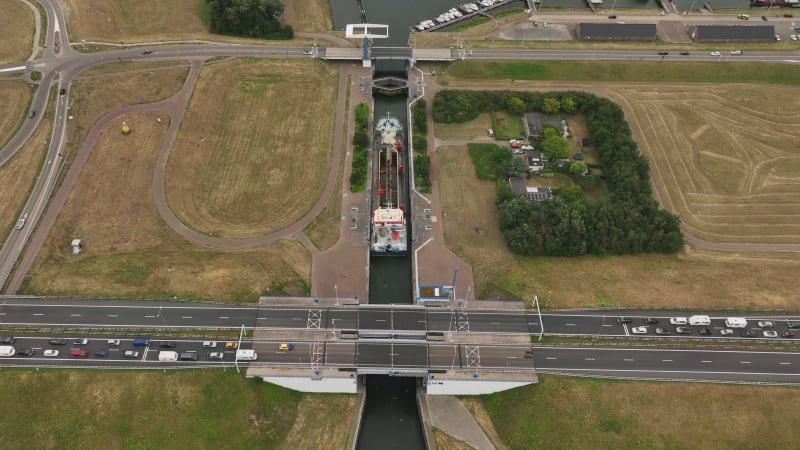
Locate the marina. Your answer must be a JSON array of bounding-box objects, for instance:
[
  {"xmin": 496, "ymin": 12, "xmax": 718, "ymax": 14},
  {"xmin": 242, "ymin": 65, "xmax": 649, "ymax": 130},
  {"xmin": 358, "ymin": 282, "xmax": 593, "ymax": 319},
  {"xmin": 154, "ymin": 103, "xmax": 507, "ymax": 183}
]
[{"xmin": 413, "ymin": 0, "xmax": 521, "ymax": 33}]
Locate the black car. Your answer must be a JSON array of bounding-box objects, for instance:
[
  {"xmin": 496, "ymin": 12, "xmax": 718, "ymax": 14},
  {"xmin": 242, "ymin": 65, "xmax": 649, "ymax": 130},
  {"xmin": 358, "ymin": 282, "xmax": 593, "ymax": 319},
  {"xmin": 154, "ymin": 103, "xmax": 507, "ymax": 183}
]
[
  {"xmin": 616, "ymin": 317, "xmax": 632, "ymax": 324},
  {"xmin": 762, "ymin": 15, "xmax": 768, "ymax": 21},
  {"xmin": 740, "ymin": 329, "xmax": 757, "ymax": 338},
  {"xmin": 28, "ymin": 110, "xmax": 36, "ymax": 119},
  {"xmin": 698, "ymin": 327, "xmax": 712, "ymax": 336},
  {"xmin": 675, "ymin": 326, "xmax": 692, "ymax": 335},
  {"xmin": 655, "ymin": 327, "xmax": 672, "ymax": 336},
  {"xmin": 784, "ymin": 14, "xmax": 793, "ymax": 18},
  {"xmin": 608, "ymin": 15, "xmax": 617, "ymax": 19},
  {"xmin": 0, "ymin": 336, "xmax": 15, "ymax": 344},
  {"xmin": 179, "ymin": 352, "xmax": 198, "ymax": 361},
  {"xmin": 159, "ymin": 341, "xmax": 176, "ymax": 349},
  {"xmin": 781, "ymin": 330, "xmax": 796, "ymax": 338},
  {"xmin": 141, "ymin": 50, "xmax": 153, "ymax": 55},
  {"xmin": 679, "ymin": 51, "xmax": 690, "ymax": 55},
  {"xmin": 59, "ymin": 88, "xmax": 66, "ymax": 95},
  {"xmin": 17, "ymin": 348, "xmax": 35, "ymax": 357},
  {"xmin": 643, "ymin": 317, "xmax": 659, "ymax": 324},
  {"xmin": 49, "ymin": 338, "xmax": 67, "ymax": 345},
  {"xmin": 657, "ymin": 51, "xmax": 669, "ymax": 56},
  {"xmin": 786, "ymin": 321, "xmax": 799, "ymax": 329}
]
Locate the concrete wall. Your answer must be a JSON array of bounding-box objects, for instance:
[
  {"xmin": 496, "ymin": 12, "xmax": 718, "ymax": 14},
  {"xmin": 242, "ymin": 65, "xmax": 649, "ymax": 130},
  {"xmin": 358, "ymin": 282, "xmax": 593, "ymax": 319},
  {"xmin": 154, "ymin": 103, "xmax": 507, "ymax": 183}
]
[
  {"xmin": 261, "ymin": 375, "xmax": 359, "ymax": 393},
  {"xmin": 426, "ymin": 378, "xmax": 534, "ymax": 395}
]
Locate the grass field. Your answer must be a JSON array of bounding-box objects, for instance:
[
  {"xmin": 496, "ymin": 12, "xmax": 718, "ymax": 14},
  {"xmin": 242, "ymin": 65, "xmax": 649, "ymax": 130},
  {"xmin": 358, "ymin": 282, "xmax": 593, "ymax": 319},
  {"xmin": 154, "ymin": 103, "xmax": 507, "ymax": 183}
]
[
  {"xmin": 0, "ymin": 1, "xmax": 34, "ymax": 64},
  {"xmin": 284, "ymin": 0, "xmax": 333, "ymax": 32},
  {"xmin": 434, "ymin": 112, "xmax": 495, "ymax": 141},
  {"xmin": 0, "ymin": 83, "xmax": 49, "ymax": 242},
  {"xmin": 0, "ymin": 369, "xmax": 356, "ymax": 449},
  {"xmin": 165, "ymin": 58, "xmax": 338, "ymax": 238},
  {"xmin": 444, "ymin": 60, "xmax": 800, "ymax": 85},
  {"xmin": 66, "ymin": 61, "xmax": 190, "ymax": 159},
  {"xmin": 484, "ymin": 376, "xmax": 800, "ymax": 450},
  {"xmin": 23, "ymin": 110, "xmax": 311, "ymax": 301}
]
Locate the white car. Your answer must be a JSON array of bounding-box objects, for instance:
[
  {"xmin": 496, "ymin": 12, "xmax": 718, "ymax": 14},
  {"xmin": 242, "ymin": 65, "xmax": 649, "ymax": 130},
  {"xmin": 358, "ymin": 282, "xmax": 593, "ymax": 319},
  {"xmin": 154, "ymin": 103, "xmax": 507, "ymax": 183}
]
[
  {"xmin": 720, "ymin": 329, "xmax": 734, "ymax": 335},
  {"xmin": 710, "ymin": 51, "xmax": 721, "ymax": 56},
  {"xmin": 669, "ymin": 317, "xmax": 688, "ymax": 325},
  {"xmin": 757, "ymin": 321, "xmax": 774, "ymax": 328},
  {"xmin": 202, "ymin": 341, "xmax": 217, "ymax": 348},
  {"xmin": 776, "ymin": 34, "xmax": 782, "ymax": 41},
  {"xmin": 73, "ymin": 338, "xmax": 88, "ymax": 345},
  {"xmin": 730, "ymin": 50, "xmax": 742, "ymax": 55},
  {"xmin": 107, "ymin": 339, "xmax": 121, "ymax": 346},
  {"xmin": 631, "ymin": 326, "xmax": 648, "ymax": 334},
  {"xmin": 791, "ymin": 35, "xmax": 798, "ymax": 41},
  {"xmin": 763, "ymin": 330, "xmax": 778, "ymax": 338},
  {"xmin": 43, "ymin": 349, "xmax": 59, "ymax": 357}
]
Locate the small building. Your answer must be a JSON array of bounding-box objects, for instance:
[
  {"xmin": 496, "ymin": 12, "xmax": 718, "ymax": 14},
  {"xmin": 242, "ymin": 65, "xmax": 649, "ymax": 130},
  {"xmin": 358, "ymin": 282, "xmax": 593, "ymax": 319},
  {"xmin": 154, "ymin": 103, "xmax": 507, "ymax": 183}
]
[
  {"xmin": 525, "ymin": 112, "xmax": 565, "ymax": 139},
  {"xmin": 580, "ymin": 138, "xmax": 592, "ymax": 148},
  {"xmin": 526, "ymin": 149, "xmax": 545, "ymax": 174},
  {"xmin": 577, "ymin": 23, "xmax": 657, "ymax": 41},
  {"xmin": 71, "ymin": 239, "xmax": 83, "ymax": 255},
  {"xmin": 692, "ymin": 25, "xmax": 775, "ymax": 43},
  {"xmin": 508, "ymin": 177, "xmax": 552, "ymax": 204}
]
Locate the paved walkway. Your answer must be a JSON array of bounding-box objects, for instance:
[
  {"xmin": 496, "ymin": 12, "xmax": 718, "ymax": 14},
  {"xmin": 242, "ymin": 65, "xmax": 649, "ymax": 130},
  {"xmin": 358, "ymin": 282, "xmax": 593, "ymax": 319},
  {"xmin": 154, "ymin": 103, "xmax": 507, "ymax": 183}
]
[{"xmin": 427, "ymin": 396, "xmax": 495, "ymax": 450}]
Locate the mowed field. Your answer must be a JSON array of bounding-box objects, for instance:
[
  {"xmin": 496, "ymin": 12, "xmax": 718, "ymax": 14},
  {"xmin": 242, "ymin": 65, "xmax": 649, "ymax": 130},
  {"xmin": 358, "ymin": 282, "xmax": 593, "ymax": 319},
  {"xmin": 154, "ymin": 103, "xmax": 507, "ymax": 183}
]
[
  {"xmin": 0, "ymin": 82, "xmax": 48, "ymax": 241},
  {"xmin": 0, "ymin": 369, "xmax": 356, "ymax": 449},
  {"xmin": 605, "ymin": 84, "xmax": 800, "ymax": 244},
  {"xmin": 483, "ymin": 376, "xmax": 800, "ymax": 450},
  {"xmin": 436, "ymin": 144, "xmax": 800, "ymax": 309},
  {"xmin": 0, "ymin": 0, "xmax": 34, "ymax": 64},
  {"xmin": 283, "ymin": 0, "xmax": 333, "ymax": 33},
  {"xmin": 165, "ymin": 58, "xmax": 338, "ymax": 238},
  {"xmin": 23, "ymin": 110, "xmax": 310, "ymax": 301}
]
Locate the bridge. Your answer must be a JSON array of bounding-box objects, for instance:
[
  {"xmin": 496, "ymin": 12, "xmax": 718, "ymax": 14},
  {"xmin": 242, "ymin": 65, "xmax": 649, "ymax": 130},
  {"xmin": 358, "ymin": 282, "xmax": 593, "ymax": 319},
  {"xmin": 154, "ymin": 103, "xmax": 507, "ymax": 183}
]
[{"xmin": 321, "ymin": 47, "xmax": 454, "ymax": 62}]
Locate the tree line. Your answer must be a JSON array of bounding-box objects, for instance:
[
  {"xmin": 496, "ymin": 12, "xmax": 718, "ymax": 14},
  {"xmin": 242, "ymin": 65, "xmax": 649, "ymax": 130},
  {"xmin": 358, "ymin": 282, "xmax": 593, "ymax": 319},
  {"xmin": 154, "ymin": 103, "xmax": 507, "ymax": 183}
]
[
  {"xmin": 206, "ymin": 0, "xmax": 293, "ymax": 39},
  {"xmin": 349, "ymin": 104, "xmax": 369, "ymax": 192},
  {"xmin": 411, "ymin": 100, "xmax": 431, "ymax": 193},
  {"xmin": 442, "ymin": 89, "xmax": 683, "ymax": 256}
]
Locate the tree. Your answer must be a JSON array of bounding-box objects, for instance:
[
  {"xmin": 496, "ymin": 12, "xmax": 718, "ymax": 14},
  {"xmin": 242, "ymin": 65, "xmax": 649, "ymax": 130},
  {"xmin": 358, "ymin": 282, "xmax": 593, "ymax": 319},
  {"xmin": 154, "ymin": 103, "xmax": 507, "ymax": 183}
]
[
  {"xmin": 561, "ymin": 97, "xmax": 576, "ymax": 114},
  {"xmin": 541, "ymin": 135, "xmax": 570, "ymax": 160},
  {"xmin": 506, "ymin": 96, "xmax": 525, "ymax": 115},
  {"xmin": 569, "ymin": 161, "xmax": 588, "ymax": 176},
  {"xmin": 207, "ymin": 0, "xmax": 292, "ymax": 39},
  {"xmin": 542, "ymin": 97, "xmax": 561, "ymax": 114},
  {"xmin": 509, "ymin": 156, "xmax": 528, "ymax": 177}
]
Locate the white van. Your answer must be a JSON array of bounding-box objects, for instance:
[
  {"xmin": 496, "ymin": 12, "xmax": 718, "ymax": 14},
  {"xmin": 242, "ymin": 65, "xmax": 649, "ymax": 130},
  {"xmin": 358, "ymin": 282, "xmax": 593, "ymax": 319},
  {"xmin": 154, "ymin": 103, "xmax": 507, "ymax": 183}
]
[
  {"xmin": 158, "ymin": 351, "xmax": 178, "ymax": 361},
  {"xmin": 669, "ymin": 317, "xmax": 688, "ymax": 325},
  {"xmin": 725, "ymin": 317, "xmax": 748, "ymax": 328},
  {"xmin": 0, "ymin": 346, "xmax": 16, "ymax": 357},
  {"xmin": 688, "ymin": 315, "xmax": 711, "ymax": 326},
  {"xmin": 236, "ymin": 349, "xmax": 257, "ymax": 361}
]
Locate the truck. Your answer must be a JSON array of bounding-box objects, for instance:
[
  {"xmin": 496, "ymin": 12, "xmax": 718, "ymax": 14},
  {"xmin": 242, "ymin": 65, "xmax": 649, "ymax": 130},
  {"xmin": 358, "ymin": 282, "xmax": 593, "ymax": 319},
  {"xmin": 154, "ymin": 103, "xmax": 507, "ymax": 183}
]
[
  {"xmin": 0, "ymin": 346, "xmax": 16, "ymax": 357},
  {"xmin": 725, "ymin": 317, "xmax": 748, "ymax": 328},
  {"xmin": 236, "ymin": 349, "xmax": 257, "ymax": 361},
  {"xmin": 158, "ymin": 351, "xmax": 179, "ymax": 361},
  {"xmin": 688, "ymin": 315, "xmax": 711, "ymax": 326}
]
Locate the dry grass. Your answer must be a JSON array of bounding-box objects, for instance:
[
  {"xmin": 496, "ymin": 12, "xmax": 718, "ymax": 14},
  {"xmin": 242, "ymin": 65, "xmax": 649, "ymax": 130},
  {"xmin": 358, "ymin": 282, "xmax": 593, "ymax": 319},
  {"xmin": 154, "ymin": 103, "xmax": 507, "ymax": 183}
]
[
  {"xmin": 0, "ymin": 1, "xmax": 34, "ymax": 64},
  {"xmin": 433, "ymin": 429, "xmax": 475, "ymax": 450},
  {"xmin": 0, "ymin": 81, "xmax": 47, "ymax": 238},
  {"xmin": 484, "ymin": 376, "xmax": 800, "ymax": 450},
  {"xmin": 283, "ymin": 0, "xmax": 333, "ymax": 33},
  {"xmin": 436, "ymin": 138, "xmax": 800, "ymax": 309},
  {"xmin": 165, "ymin": 58, "xmax": 338, "ymax": 238},
  {"xmin": 66, "ymin": 61, "xmax": 190, "ymax": 159},
  {"xmin": 603, "ymin": 84, "xmax": 800, "ymax": 244},
  {"xmin": 23, "ymin": 110, "xmax": 311, "ymax": 301},
  {"xmin": 0, "ymin": 79, "xmax": 31, "ymax": 148},
  {"xmin": 460, "ymin": 398, "xmax": 508, "ymax": 450},
  {"xmin": 278, "ymin": 394, "xmax": 357, "ymax": 449},
  {"xmin": 434, "ymin": 112, "xmax": 496, "ymax": 141}
]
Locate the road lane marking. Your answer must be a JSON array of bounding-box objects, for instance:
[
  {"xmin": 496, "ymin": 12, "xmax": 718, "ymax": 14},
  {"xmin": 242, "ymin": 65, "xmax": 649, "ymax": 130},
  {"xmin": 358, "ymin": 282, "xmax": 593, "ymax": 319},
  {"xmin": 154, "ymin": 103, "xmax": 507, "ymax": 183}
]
[
  {"xmin": 527, "ymin": 322, "xmax": 539, "ymax": 326},
  {"xmin": 546, "ymin": 357, "xmax": 557, "ymax": 360},
  {"xmin": 219, "ymin": 316, "xmax": 230, "ymax": 319},
  {"xmin": 145, "ymin": 315, "xmax": 155, "ymax": 318},
  {"xmin": 565, "ymin": 323, "xmax": 576, "ymax": 326},
  {"xmin": 624, "ymin": 358, "xmax": 634, "ymax": 362},
  {"xmin": 602, "ymin": 324, "xmax": 613, "ymax": 327},
  {"xmin": 491, "ymin": 322, "xmax": 501, "ymax": 325},
  {"xmin": 780, "ymin": 362, "xmax": 791, "ymax": 365},
  {"xmin": 701, "ymin": 360, "xmax": 712, "ymax": 363},
  {"xmin": 181, "ymin": 316, "xmax": 192, "ymax": 319},
  {"xmin": 662, "ymin": 360, "xmax": 673, "ymax": 362},
  {"xmin": 0, "ymin": 313, "xmax": 5, "ymax": 315},
  {"xmin": 70, "ymin": 314, "xmax": 81, "ymax": 317},
  {"xmin": 33, "ymin": 313, "xmax": 44, "ymax": 316},
  {"xmin": 375, "ymin": 319, "xmax": 386, "ymax": 322},
  {"xmin": 585, "ymin": 358, "xmax": 595, "ymax": 361},
  {"xmin": 623, "ymin": 323, "xmax": 630, "ymax": 336},
  {"xmin": 740, "ymin": 361, "xmax": 751, "ymax": 364},
  {"xmin": 507, "ymin": 356, "xmax": 518, "ymax": 359},
  {"xmin": 107, "ymin": 314, "xmax": 118, "ymax": 318}
]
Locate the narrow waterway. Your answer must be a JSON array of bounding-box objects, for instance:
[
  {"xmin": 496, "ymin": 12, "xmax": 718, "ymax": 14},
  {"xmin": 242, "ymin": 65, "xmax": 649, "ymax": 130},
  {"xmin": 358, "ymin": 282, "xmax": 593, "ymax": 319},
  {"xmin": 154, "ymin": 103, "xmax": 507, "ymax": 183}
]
[{"xmin": 357, "ymin": 73, "xmax": 426, "ymax": 448}]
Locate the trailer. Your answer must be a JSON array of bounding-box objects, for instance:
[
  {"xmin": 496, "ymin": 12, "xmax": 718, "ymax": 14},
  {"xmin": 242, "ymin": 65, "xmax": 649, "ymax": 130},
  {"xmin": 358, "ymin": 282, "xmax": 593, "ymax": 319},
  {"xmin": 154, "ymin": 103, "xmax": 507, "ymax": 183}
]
[{"xmin": 158, "ymin": 351, "xmax": 179, "ymax": 361}]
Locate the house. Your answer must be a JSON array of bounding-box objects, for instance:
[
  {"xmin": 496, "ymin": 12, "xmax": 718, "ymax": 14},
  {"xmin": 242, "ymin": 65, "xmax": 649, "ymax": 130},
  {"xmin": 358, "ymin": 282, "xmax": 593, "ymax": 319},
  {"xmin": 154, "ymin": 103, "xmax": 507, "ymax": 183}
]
[
  {"xmin": 508, "ymin": 177, "xmax": 552, "ymax": 204},
  {"xmin": 524, "ymin": 112, "xmax": 565, "ymax": 139},
  {"xmin": 577, "ymin": 23, "xmax": 657, "ymax": 41},
  {"xmin": 526, "ymin": 149, "xmax": 545, "ymax": 174}
]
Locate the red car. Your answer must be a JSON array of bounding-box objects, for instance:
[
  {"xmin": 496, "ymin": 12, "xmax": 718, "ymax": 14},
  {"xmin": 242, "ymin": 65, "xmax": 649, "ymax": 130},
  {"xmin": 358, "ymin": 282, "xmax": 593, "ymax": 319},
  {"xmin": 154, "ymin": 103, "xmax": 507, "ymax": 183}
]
[{"xmin": 70, "ymin": 349, "xmax": 89, "ymax": 358}]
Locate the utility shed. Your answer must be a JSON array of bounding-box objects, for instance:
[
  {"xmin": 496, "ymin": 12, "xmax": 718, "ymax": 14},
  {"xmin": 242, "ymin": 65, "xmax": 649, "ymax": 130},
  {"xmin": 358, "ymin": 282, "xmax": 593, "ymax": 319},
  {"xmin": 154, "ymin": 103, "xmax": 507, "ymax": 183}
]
[
  {"xmin": 577, "ymin": 23, "xmax": 657, "ymax": 41},
  {"xmin": 692, "ymin": 25, "xmax": 775, "ymax": 42}
]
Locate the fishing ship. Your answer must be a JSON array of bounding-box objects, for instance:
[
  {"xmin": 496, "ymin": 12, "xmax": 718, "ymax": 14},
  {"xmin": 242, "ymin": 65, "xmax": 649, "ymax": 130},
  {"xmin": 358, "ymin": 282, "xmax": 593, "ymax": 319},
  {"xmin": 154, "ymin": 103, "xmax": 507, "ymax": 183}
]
[{"xmin": 371, "ymin": 113, "xmax": 407, "ymax": 257}]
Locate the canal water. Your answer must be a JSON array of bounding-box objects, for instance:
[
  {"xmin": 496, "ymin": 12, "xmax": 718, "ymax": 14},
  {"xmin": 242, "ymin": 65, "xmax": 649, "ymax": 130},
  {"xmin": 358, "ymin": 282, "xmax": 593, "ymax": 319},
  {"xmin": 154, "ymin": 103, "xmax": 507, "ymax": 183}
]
[
  {"xmin": 357, "ymin": 74, "xmax": 426, "ymax": 448},
  {"xmin": 330, "ymin": 0, "xmax": 756, "ymax": 46}
]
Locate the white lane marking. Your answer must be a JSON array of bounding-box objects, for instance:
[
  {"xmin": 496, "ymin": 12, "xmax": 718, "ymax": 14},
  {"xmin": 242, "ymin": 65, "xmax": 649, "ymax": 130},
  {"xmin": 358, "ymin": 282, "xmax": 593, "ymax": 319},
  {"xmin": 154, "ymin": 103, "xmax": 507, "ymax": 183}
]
[
  {"xmin": 585, "ymin": 358, "xmax": 595, "ymax": 361},
  {"xmin": 107, "ymin": 314, "xmax": 118, "ymax": 318},
  {"xmin": 533, "ymin": 367, "xmax": 800, "ymax": 376},
  {"xmin": 662, "ymin": 360, "xmax": 673, "ymax": 362},
  {"xmin": 0, "ymin": 66, "xmax": 25, "ymax": 73},
  {"xmin": 181, "ymin": 316, "xmax": 192, "ymax": 319},
  {"xmin": 602, "ymin": 324, "xmax": 613, "ymax": 327},
  {"xmin": 623, "ymin": 323, "xmax": 630, "ymax": 336},
  {"xmin": 546, "ymin": 357, "xmax": 557, "ymax": 360},
  {"xmin": 219, "ymin": 316, "xmax": 230, "ymax": 319},
  {"xmin": 70, "ymin": 314, "xmax": 81, "ymax": 317},
  {"xmin": 491, "ymin": 322, "xmax": 501, "ymax": 325},
  {"xmin": 624, "ymin": 358, "xmax": 634, "ymax": 362},
  {"xmin": 535, "ymin": 346, "xmax": 800, "ymax": 356},
  {"xmin": 527, "ymin": 322, "xmax": 539, "ymax": 326},
  {"xmin": 0, "ymin": 313, "xmax": 5, "ymax": 315},
  {"xmin": 145, "ymin": 315, "xmax": 156, "ymax": 318},
  {"xmin": 740, "ymin": 361, "xmax": 751, "ymax": 364},
  {"xmin": 780, "ymin": 362, "xmax": 791, "ymax": 365},
  {"xmin": 375, "ymin": 319, "xmax": 387, "ymax": 322},
  {"xmin": 701, "ymin": 360, "xmax": 712, "ymax": 363},
  {"xmin": 418, "ymin": 320, "xmax": 426, "ymax": 323},
  {"xmin": 33, "ymin": 313, "xmax": 45, "ymax": 316},
  {"xmin": 565, "ymin": 323, "xmax": 576, "ymax": 326},
  {"xmin": 507, "ymin": 356, "xmax": 519, "ymax": 359}
]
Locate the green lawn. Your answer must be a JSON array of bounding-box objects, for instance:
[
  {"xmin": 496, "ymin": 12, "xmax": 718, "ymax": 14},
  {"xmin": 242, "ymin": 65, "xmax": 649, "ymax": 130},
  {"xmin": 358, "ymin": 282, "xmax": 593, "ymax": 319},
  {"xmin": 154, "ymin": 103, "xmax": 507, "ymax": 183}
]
[
  {"xmin": 0, "ymin": 369, "xmax": 301, "ymax": 449},
  {"xmin": 446, "ymin": 60, "xmax": 800, "ymax": 85},
  {"xmin": 484, "ymin": 376, "xmax": 800, "ymax": 450}
]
